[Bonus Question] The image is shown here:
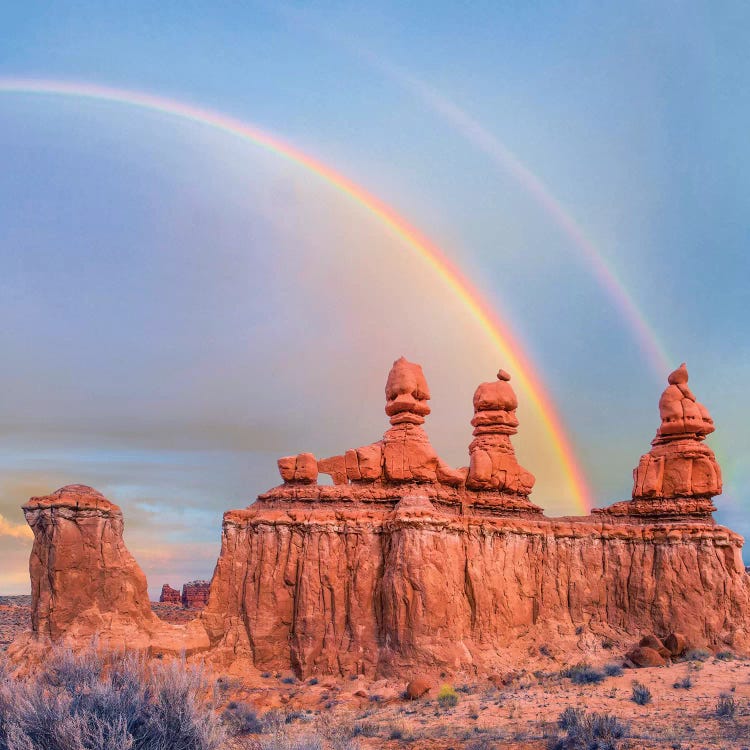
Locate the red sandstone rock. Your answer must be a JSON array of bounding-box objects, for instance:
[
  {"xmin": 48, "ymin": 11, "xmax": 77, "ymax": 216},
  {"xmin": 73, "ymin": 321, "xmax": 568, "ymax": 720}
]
[
  {"xmin": 626, "ymin": 646, "xmax": 666, "ymax": 668},
  {"xmin": 9, "ymin": 359, "xmax": 750, "ymax": 681},
  {"xmin": 467, "ymin": 370, "xmax": 535, "ymax": 498},
  {"xmin": 8, "ymin": 485, "xmax": 208, "ymax": 658},
  {"xmin": 632, "ymin": 364, "xmax": 721, "ymax": 506},
  {"xmin": 664, "ymin": 632, "xmax": 687, "ymax": 656},
  {"xmin": 405, "ymin": 678, "xmax": 431, "ymax": 699},
  {"xmin": 182, "ymin": 580, "xmax": 210, "ymax": 609},
  {"xmin": 159, "ymin": 584, "xmax": 181, "ymax": 605},
  {"xmin": 639, "ymin": 634, "xmax": 664, "ymax": 651}
]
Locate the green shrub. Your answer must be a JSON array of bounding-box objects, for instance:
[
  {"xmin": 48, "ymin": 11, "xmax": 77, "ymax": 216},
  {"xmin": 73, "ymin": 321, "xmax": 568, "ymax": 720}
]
[
  {"xmin": 437, "ymin": 684, "xmax": 459, "ymax": 709},
  {"xmin": 604, "ymin": 663, "xmax": 624, "ymax": 677}
]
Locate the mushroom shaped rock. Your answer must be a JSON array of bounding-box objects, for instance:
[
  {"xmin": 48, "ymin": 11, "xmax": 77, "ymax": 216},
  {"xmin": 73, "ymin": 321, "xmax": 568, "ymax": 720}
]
[{"xmin": 467, "ymin": 370, "xmax": 535, "ymax": 496}]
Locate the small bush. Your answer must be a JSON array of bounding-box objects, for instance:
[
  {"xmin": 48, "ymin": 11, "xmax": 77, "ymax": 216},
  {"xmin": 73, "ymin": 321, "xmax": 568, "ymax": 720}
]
[
  {"xmin": 307, "ymin": 677, "xmax": 318, "ymax": 685},
  {"xmin": 437, "ymin": 684, "xmax": 459, "ymax": 709},
  {"xmin": 673, "ymin": 676, "xmax": 693, "ymax": 690},
  {"xmin": 562, "ymin": 662, "xmax": 605, "ymax": 685},
  {"xmin": 0, "ymin": 647, "xmax": 225, "ymax": 750},
  {"xmin": 351, "ymin": 721, "xmax": 379, "ymax": 737},
  {"xmin": 715, "ymin": 651, "xmax": 734, "ymax": 661},
  {"xmin": 604, "ymin": 663, "xmax": 624, "ymax": 677},
  {"xmin": 540, "ymin": 644, "xmax": 552, "ymax": 657},
  {"xmin": 683, "ymin": 648, "xmax": 711, "ymax": 662},
  {"xmin": 222, "ymin": 701, "xmax": 264, "ymax": 735},
  {"xmin": 558, "ymin": 707, "xmax": 585, "ymax": 730},
  {"xmin": 280, "ymin": 676, "xmax": 296, "ymax": 685},
  {"xmin": 716, "ymin": 694, "xmax": 736, "ymax": 718},
  {"xmin": 549, "ymin": 710, "xmax": 628, "ymax": 750},
  {"xmin": 631, "ymin": 681, "xmax": 652, "ymax": 705}
]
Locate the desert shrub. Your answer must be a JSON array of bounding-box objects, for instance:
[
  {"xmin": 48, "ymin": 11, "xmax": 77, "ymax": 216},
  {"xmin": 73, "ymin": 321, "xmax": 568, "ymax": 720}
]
[
  {"xmin": 350, "ymin": 721, "xmax": 378, "ymax": 737},
  {"xmin": 631, "ymin": 681, "xmax": 652, "ymax": 705},
  {"xmin": 0, "ymin": 647, "xmax": 225, "ymax": 750},
  {"xmin": 280, "ymin": 676, "xmax": 296, "ymax": 685},
  {"xmin": 549, "ymin": 710, "xmax": 628, "ymax": 750},
  {"xmin": 683, "ymin": 648, "xmax": 711, "ymax": 662},
  {"xmin": 672, "ymin": 676, "xmax": 693, "ymax": 690},
  {"xmin": 562, "ymin": 662, "xmax": 605, "ymax": 685},
  {"xmin": 604, "ymin": 663, "xmax": 624, "ymax": 677},
  {"xmin": 437, "ymin": 684, "xmax": 459, "ymax": 709},
  {"xmin": 222, "ymin": 701, "xmax": 264, "ymax": 735},
  {"xmin": 715, "ymin": 650, "xmax": 734, "ymax": 661},
  {"xmin": 716, "ymin": 694, "xmax": 736, "ymax": 718},
  {"xmin": 558, "ymin": 707, "xmax": 585, "ymax": 730}
]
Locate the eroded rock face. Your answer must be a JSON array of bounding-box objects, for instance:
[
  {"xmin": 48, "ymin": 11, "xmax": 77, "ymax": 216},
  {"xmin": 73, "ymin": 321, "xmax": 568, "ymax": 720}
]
[
  {"xmin": 181, "ymin": 580, "xmax": 210, "ymax": 609},
  {"xmin": 9, "ymin": 484, "xmax": 208, "ymax": 660},
  {"xmin": 159, "ymin": 584, "xmax": 181, "ymax": 605},
  {"xmin": 10, "ymin": 360, "xmax": 750, "ymax": 678}
]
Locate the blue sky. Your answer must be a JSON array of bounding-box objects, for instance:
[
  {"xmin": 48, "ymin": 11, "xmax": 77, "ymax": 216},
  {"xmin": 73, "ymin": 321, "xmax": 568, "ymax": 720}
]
[{"xmin": 1, "ymin": 2, "xmax": 748, "ymax": 593}]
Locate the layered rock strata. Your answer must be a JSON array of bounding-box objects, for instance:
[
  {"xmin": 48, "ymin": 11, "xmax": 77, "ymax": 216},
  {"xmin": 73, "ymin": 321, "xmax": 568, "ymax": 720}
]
[
  {"xmin": 10, "ymin": 359, "xmax": 750, "ymax": 677},
  {"xmin": 8, "ymin": 484, "xmax": 208, "ymax": 659},
  {"xmin": 159, "ymin": 584, "xmax": 181, "ymax": 605},
  {"xmin": 182, "ymin": 580, "xmax": 211, "ymax": 609}
]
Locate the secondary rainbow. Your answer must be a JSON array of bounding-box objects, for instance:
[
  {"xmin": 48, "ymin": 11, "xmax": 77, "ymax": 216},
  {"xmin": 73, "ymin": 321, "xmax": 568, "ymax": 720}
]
[{"xmin": 0, "ymin": 77, "xmax": 593, "ymax": 511}]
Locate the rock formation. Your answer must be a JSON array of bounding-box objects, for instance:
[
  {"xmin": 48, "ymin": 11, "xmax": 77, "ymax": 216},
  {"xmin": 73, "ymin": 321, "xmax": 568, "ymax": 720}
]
[
  {"xmin": 595, "ymin": 363, "xmax": 722, "ymax": 520},
  {"xmin": 9, "ymin": 359, "xmax": 750, "ymax": 678},
  {"xmin": 159, "ymin": 584, "xmax": 181, "ymax": 605},
  {"xmin": 181, "ymin": 580, "xmax": 210, "ymax": 609},
  {"xmin": 8, "ymin": 484, "xmax": 208, "ymax": 660}
]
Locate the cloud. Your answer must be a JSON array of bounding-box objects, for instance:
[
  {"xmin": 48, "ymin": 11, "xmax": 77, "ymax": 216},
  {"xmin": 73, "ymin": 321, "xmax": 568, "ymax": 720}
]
[{"xmin": 0, "ymin": 513, "xmax": 32, "ymax": 540}]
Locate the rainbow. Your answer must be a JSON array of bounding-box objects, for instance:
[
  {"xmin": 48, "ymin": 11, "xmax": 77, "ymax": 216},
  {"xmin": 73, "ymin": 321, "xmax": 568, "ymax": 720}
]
[
  {"xmin": 0, "ymin": 77, "xmax": 593, "ymax": 511},
  {"xmin": 269, "ymin": 6, "xmax": 673, "ymax": 376}
]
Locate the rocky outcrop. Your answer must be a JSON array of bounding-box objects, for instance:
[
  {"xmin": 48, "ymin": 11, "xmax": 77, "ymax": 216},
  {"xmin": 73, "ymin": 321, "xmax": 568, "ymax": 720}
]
[
  {"xmin": 595, "ymin": 364, "xmax": 721, "ymax": 520},
  {"xmin": 8, "ymin": 485, "xmax": 208, "ymax": 660},
  {"xmin": 9, "ymin": 359, "xmax": 750, "ymax": 678},
  {"xmin": 181, "ymin": 580, "xmax": 210, "ymax": 609},
  {"xmin": 159, "ymin": 584, "xmax": 181, "ymax": 605},
  {"xmin": 200, "ymin": 359, "xmax": 750, "ymax": 676}
]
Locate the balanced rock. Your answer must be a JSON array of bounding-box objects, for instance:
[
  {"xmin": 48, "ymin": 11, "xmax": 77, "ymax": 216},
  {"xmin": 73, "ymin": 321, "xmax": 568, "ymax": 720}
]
[
  {"xmin": 467, "ymin": 369, "xmax": 535, "ymax": 497},
  {"xmin": 633, "ymin": 364, "xmax": 721, "ymax": 510}
]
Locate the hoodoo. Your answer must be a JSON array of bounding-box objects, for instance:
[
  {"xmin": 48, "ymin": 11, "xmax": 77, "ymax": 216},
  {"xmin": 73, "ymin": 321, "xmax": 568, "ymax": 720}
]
[{"xmin": 9, "ymin": 359, "xmax": 750, "ymax": 677}]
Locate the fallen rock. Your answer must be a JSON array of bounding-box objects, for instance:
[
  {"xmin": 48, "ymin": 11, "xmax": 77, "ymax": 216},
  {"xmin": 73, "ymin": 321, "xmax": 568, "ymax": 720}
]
[
  {"xmin": 626, "ymin": 646, "xmax": 666, "ymax": 668},
  {"xmin": 664, "ymin": 632, "xmax": 687, "ymax": 656},
  {"xmin": 639, "ymin": 634, "xmax": 664, "ymax": 651},
  {"xmin": 405, "ymin": 678, "xmax": 432, "ymax": 699}
]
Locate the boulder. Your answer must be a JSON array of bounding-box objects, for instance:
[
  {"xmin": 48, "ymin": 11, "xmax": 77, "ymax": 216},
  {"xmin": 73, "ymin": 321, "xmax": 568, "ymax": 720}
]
[
  {"xmin": 664, "ymin": 632, "xmax": 687, "ymax": 656},
  {"xmin": 405, "ymin": 678, "xmax": 432, "ymax": 699},
  {"xmin": 626, "ymin": 646, "xmax": 666, "ymax": 668}
]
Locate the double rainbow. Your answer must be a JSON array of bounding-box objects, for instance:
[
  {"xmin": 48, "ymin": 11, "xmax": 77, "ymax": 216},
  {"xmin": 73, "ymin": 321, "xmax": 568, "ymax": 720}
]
[{"xmin": 0, "ymin": 77, "xmax": 593, "ymax": 511}]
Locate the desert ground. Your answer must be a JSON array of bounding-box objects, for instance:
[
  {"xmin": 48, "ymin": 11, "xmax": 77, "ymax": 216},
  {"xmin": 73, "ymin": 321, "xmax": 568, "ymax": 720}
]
[{"xmin": 2, "ymin": 595, "xmax": 748, "ymax": 749}]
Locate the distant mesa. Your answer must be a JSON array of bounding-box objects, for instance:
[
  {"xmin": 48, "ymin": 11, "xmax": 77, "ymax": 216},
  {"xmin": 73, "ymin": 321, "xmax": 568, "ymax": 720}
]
[
  {"xmin": 7, "ymin": 357, "xmax": 750, "ymax": 678},
  {"xmin": 159, "ymin": 581, "xmax": 210, "ymax": 609}
]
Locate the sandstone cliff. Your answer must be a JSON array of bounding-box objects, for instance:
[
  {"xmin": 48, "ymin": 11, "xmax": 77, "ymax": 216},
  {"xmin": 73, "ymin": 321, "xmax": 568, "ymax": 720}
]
[{"xmin": 9, "ymin": 360, "xmax": 750, "ymax": 677}]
